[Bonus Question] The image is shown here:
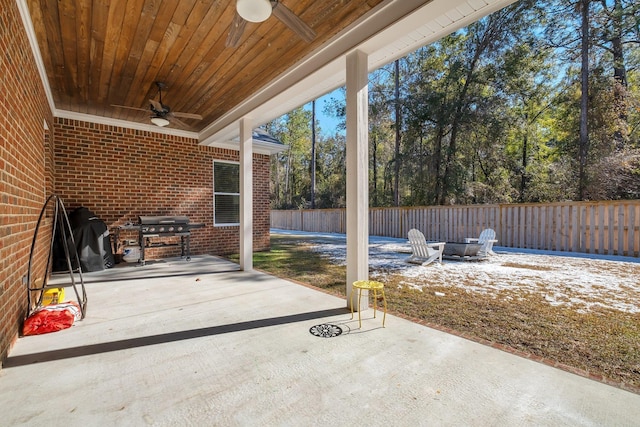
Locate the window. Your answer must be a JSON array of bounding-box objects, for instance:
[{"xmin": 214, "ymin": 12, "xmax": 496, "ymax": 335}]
[{"xmin": 213, "ymin": 161, "xmax": 240, "ymax": 226}]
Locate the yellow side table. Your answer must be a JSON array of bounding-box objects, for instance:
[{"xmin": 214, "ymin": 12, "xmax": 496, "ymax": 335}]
[{"xmin": 350, "ymin": 280, "xmax": 387, "ymax": 328}]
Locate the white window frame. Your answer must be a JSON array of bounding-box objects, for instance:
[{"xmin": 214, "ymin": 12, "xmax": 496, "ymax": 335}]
[{"xmin": 213, "ymin": 160, "xmax": 240, "ymax": 227}]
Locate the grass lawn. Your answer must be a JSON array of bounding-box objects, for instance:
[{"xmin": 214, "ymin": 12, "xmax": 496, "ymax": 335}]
[{"xmin": 228, "ymin": 234, "xmax": 640, "ymax": 393}]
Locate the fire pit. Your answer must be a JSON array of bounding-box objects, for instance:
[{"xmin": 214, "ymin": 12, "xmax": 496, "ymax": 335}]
[{"xmin": 443, "ymin": 242, "xmax": 485, "ymax": 260}]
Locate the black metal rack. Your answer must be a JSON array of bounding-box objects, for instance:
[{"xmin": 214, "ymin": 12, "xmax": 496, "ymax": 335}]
[{"xmin": 26, "ymin": 194, "xmax": 87, "ymax": 320}]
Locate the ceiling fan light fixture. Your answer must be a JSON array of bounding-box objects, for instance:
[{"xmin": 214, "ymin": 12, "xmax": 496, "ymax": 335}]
[
  {"xmin": 150, "ymin": 116, "xmax": 170, "ymax": 127},
  {"xmin": 237, "ymin": 0, "xmax": 272, "ymax": 23}
]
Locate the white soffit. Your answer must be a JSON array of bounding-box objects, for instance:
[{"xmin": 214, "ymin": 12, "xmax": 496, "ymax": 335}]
[{"xmin": 200, "ymin": 0, "xmax": 517, "ymax": 147}]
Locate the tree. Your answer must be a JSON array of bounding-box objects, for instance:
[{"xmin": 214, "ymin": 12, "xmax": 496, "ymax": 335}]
[
  {"xmin": 593, "ymin": 0, "xmax": 640, "ymax": 148},
  {"xmin": 400, "ymin": 0, "xmax": 542, "ymax": 204},
  {"xmin": 315, "ymin": 132, "xmax": 347, "ymax": 208},
  {"xmin": 268, "ymin": 107, "xmax": 313, "ymax": 209},
  {"xmin": 578, "ymin": 0, "xmax": 591, "ymax": 201},
  {"xmin": 393, "ymin": 59, "xmax": 402, "ymax": 206},
  {"xmin": 269, "ymin": 0, "xmax": 640, "ymax": 208},
  {"xmin": 368, "ymin": 64, "xmax": 397, "ymax": 207}
]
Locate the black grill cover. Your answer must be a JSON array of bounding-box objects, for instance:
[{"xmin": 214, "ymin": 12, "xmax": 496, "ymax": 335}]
[{"xmin": 53, "ymin": 207, "xmax": 114, "ymax": 272}]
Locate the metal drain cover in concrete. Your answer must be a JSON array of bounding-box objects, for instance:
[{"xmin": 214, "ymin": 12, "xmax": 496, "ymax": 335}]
[{"xmin": 309, "ymin": 324, "xmax": 342, "ymax": 338}]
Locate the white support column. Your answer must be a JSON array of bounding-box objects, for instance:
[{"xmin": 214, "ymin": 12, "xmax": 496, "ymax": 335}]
[
  {"xmin": 239, "ymin": 118, "xmax": 253, "ymax": 271},
  {"xmin": 345, "ymin": 50, "xmax": 369, "ymax": 311}
]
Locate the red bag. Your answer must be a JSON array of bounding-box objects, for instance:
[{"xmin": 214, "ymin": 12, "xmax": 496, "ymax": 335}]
[{"xmin": 23, "ymin": 302, "xmax": 80, "ymax": 336}]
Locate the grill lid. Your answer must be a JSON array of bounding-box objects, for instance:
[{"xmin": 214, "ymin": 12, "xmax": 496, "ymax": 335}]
[{"xmin": 138, "ymin": 216, "xmax": 189, "ymax": 225}]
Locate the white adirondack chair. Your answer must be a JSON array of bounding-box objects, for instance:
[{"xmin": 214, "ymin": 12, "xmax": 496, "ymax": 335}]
[
  {"xmin": 406, "ymin": 229, "xmax": 446, "ymax": 266},
  {"xmin": 465, "ymin": 228, "xmax": 498, "ymax": 256}
]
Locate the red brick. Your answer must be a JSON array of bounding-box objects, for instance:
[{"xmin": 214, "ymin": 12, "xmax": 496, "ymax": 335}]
[{"xmin": 1, "ymin": 2, "xmax": 272, "ymax": 364}]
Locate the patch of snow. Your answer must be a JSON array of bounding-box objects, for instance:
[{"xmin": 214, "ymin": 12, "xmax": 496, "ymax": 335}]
[{"xmin": 272, "ymin": 229, "xmax": 640, "ymax": 314}]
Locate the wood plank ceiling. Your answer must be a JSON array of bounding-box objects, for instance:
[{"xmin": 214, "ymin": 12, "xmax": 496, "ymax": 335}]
[{"xmin": 26, "ymin": 0, "xmax": 384, "ymax": 131}]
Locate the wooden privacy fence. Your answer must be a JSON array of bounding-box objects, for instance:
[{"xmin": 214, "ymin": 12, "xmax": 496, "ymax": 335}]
[{"xmin": 271, "ymin": 200, "xmax": 640, "ymax": 257}]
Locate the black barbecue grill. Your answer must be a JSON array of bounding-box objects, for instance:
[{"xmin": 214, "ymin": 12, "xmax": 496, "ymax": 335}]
[{"xmin": 116, "ymin": 216, "xmax": 205, "ymax": 265}]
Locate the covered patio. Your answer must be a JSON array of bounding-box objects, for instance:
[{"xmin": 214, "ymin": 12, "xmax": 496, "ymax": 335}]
[
  {"xmin": 2, "ymin": 256, "xmax": 639, "ymax": 425},
  {"xmin": 5, "ymin": 1, "xmax": 640, "ymax": 423},
  {"xmin": 15, "ymin": 0, "xmax": 527, "ymax": 291}
]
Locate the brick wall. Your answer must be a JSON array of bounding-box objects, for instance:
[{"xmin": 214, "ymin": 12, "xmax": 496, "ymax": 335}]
[
  {"xmin": 0, "ymin": 1, "xmax": 272, "ymax": 365},
  {"xmin": 0, "ymin": 0, "xmax": 54, "ymax": 363},
  {"xmin": 53, "ymin": 119, "xmax": 271, "ymax": 259}
]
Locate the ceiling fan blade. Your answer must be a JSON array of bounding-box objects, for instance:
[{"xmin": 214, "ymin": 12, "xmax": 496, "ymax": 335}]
[
  {"xmin": 149, "ymin": 98, "xmax": 164, "ymax": 112},
  {"xmin": 111, "ymin": 104, "xmax": 148, "ymax": 112},
  {"xmin": 171, "ymin": 111, "xmax": 203, "ymax": 120},
  {"xmin": 166, "ymin": 115, "xmax": 192, "ymax": 129},
  {"xmin": 271, "ymin": 2, "xmax": 316, "ymax": 43},
  {"xmin": 226, "ymin": 11, "xmax": 247, "ymax": 48}
]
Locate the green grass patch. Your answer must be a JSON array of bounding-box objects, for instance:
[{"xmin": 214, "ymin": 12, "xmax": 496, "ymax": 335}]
[{"xmin": 226, "ymin": 235, "xmax": 346, "ymax": 293}]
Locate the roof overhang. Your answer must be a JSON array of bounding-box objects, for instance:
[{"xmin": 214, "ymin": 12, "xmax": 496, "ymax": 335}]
[
  {"xmin": 199, "ymin": 0, "xmax": 516, "ymax": 148},
  {"xmin": 19, "ymin": 0, "xmax": 516, "ymax": 155}
]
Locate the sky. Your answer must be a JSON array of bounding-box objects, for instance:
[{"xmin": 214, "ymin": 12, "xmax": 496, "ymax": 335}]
[{"xmin": 301, "ymin": 88, "xmax": 345, "ymax": 137}]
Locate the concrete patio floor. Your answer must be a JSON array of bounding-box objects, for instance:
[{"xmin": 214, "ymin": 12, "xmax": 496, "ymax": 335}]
[{"xmin": 1, "ymin": 255, "xmax": 638, "ymax": 426}]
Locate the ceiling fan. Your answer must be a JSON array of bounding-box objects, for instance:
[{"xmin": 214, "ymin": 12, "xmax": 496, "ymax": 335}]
[
  {"xmin": 112, "ymin": 82, "xmax": 203, "ymax": 128},
  {"xmin": 226, "ymin": 0, "xmax": 316, "ymax": 48}
]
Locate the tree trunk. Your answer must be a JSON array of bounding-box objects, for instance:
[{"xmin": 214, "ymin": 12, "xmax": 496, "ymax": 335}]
[
  {"xmin": 311, "ymin": 100, "xmax": 316, "ymax": 208},
  {"xmin": 372, "ymin": 133, "xmax": 378, "ymax": 206},
  {"xmin": 578, "ymin": 0, "xmax": 590, "ymax": 201},
  {"xmin": 440, "ymin": 48, "xmax": 482, "ymax": 205},
  {"xmin": 432, "ymin": 125, "xmax": 445, "ymax": 205},
  {"xmin": 520, "ymin": 113, "xmax": 529, "ymax": 203},
  {"xmin": 272, "ymin": 158, "xmax": 280, "ymax": 208},
  {"xmin": 393, "ymin": 59, "xmax": 401, "ymax": 207},
  {"xmin": 520, "ymin": 130, "xmax": 528, "ymax": 203},
  {"xmin": 285, "ymin": 147, "xmax": 292, "ymax": 206},
  {"xmin": 418, "ymin": 133, "xmax": 425, "ymax": 204}
]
